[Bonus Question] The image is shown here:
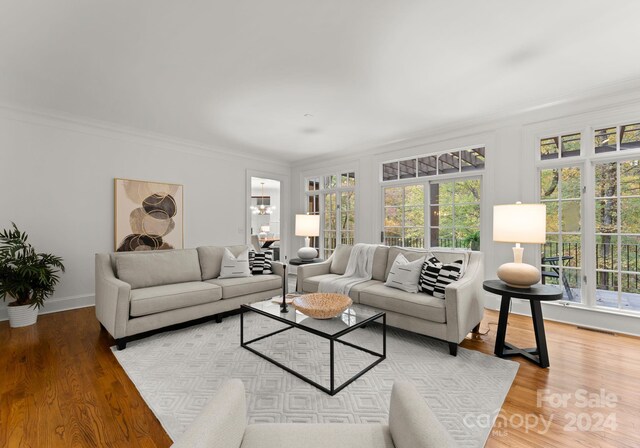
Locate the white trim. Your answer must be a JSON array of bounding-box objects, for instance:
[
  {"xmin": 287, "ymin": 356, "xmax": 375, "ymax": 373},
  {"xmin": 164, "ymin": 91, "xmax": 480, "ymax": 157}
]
[{"xmin": 0, "ymin": 294, "xmax": 95, "ymax": 322}]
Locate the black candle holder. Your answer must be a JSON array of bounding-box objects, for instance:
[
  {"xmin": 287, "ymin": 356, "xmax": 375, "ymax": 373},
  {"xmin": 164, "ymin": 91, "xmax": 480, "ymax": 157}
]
[{"xmin": 280, "ymin": 263, "xmax": 289, "ymax": 313}]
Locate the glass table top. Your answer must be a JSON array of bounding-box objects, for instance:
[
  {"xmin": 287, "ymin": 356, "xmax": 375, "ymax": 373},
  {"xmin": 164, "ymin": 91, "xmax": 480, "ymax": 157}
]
[{"xmin": 243, "ymin": 299, "xmax": 384, "ymax": 338}]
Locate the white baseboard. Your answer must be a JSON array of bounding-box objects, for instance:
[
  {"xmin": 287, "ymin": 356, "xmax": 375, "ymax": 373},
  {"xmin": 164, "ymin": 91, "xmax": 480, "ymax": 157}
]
[
  {"xmin": 483, "ymin": 292, "xmax": 640, "ymax": 337},
  {"xmin": 0, "ymin": 294, "xmax": 95, "ymax": 322}
]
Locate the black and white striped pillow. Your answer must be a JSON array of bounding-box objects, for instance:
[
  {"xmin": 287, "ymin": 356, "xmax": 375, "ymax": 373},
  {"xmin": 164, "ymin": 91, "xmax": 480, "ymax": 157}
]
[
  {"xmin": 419, "ymin": 256, "xmax": 463, "ymax": 298},
  {"xmin": 249, "ymin": 250, "xmax": 273, "ymax": 275}
]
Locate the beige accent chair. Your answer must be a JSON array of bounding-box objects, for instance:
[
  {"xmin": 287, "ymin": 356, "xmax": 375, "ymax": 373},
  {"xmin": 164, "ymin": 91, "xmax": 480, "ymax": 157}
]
[
  {"xmin": 297, "ymin": 245, "xmax": 484, "ymax": 356},
  {"xmin": 171, "ymin": 379, "xmax": 457, "ymax": 448},
  {"xmin": 95, "ymin": 245, "xmax": 284, "ymax": 349}
]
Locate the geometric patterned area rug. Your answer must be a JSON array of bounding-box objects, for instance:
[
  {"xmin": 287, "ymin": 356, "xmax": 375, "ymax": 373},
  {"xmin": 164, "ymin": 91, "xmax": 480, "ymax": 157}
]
[{"xmin": 112, "ymin": 306, "xmax": 518, "ymax": 448}]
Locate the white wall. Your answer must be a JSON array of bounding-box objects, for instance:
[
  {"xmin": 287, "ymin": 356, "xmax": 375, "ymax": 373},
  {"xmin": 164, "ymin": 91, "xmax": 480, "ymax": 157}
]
[
  {"xmin": 0, "ymin": 107, "xmax": 289, "ymax": 321},
  {"xmin": 289, "ymin": 89, "xmax": 640, "ymax": 336}
]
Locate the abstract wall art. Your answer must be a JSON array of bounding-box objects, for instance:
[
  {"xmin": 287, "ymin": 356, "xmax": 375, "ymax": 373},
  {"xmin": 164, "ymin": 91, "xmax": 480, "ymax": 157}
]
[{"xmin": 114, "ymin": 178, "xmax": 183, "ymax": 251}]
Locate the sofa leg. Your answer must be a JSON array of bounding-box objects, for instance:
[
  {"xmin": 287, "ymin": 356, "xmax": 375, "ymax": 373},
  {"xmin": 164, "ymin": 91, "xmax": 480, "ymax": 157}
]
[
  {"xmin": 116, "ymin": 339, "xmax": 127, "ymax": 350},
  {"xmin": 215, "ymin": 314, "xmax": 222, "ymax": 324},
  {"xmin": 448, "ymin": 342, "xmax": 458, "ymax": 356},
  {"xmin": 472, "ymin": 323, "xmax": 481, "ymax": 334}
]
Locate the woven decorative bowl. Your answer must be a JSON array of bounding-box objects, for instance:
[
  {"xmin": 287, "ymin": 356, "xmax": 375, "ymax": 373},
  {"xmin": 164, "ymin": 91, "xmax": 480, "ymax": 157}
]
[{"xmin": 292, "ymin": 293, "xmax": 353, "ymax": 319}]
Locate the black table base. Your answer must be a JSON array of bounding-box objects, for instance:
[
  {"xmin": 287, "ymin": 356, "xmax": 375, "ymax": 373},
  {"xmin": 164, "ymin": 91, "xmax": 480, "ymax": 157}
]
[{"xmin": 241, "ymin": 310, "xmax": 386, "ymax": 396}]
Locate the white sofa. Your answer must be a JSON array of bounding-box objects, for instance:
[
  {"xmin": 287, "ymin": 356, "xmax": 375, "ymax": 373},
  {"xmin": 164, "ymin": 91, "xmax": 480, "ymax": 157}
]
[
  {"xmin": 171, "ymin": 379, "xmax": 457, "ymax": 448},
  {"xmin": 95, "ymin": 245, "xmax": 284, "ymax": 349},
  {"xmin": 297, "ymin": 245, "xmax": 484, "ymax": 356}
]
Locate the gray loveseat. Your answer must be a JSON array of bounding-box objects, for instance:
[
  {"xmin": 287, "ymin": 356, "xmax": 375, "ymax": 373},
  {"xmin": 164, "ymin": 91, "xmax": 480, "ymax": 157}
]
[
  {"xmin": 95, "ymin": 245, "xmax": 284, "ymax": 349},
  {"xmin": 297, "ymin": 245, "xmax": 484, "ymax": 355},
  {"xmin": 171, "ymin": 379, "xmax": 457, "ymax": 448}
]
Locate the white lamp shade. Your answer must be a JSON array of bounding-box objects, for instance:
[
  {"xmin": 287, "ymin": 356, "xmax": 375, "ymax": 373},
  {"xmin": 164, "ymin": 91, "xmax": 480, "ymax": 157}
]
[
  {"xmin": 295, "ymin": 214, "xmax": 320, "ymax": 237},
  {"xmin": 493, "ymin": 203, "xmax": 546, "ymax": 244}
]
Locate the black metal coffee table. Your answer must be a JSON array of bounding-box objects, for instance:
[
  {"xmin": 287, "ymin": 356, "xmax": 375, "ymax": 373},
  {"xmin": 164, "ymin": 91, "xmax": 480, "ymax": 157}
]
[{"xmin": 241, "ymin": 300, "xmax": 386, "ymax": 395}]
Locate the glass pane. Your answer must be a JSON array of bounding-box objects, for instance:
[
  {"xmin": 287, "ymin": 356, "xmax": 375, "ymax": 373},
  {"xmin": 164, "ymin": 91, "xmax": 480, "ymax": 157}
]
[
  {"xmin": 404, "ymin": 185, "xmax": 424, "ymax": 206},
  {"xmin": 404, "ymin": 228, "xmax": 424, "ymax": 248},
  {"xmin": 432, "ymin": 181, "xmax": 454, "ymax": 204},
  {"xmin": 595, "ymin": 127, "xmax": 617, "ymax": 153},
  {"xmin": 561, "ymin": 200, "xmax": 581, "ymax": 232},
  {"xmin": 341, "ymin": 173, "xmax": 349, "ymax": 187},
  {"xmin": 561, "ymin": 234, "xmax": 581, "ymax": 268},
  {"xmin": 596, "ymin": 235, "xmax": 617, "ymax": 271},
  {"xmin": 621, "ymin": 236, "xmax": 640, "ymax": 274},
  {"xmin": 438, "ymin": 152, "xmax": 459, "ymax": 174},
  {"xmin": 382, "ymin": 162, "xmax": 398, "ymax": 181},
  {"xmin": 399, "ymin": 159, "xmax": 417, "ymax": 179},
  {"xmin": 384, "ymin": 187, "xmax": 403, "ymax": 207},
  {"xmin": 418, "ymin": 155, "xmax": 437, "ymax": 177},
  {"xmin": 540, "ymin": 169, "xmax": 559, "ymax": 200},
  {"xmin": 461, "ymin": 147, "xmax": 485, "ymax": 171},
  {"xmin": 595, "ymin": 199, "xmax": 617, "ymax": 233},
  {"xmin": 456, "ymin": 204, "xmax": 481, "ymax": 229},
  {"xmin": 562, "ymin": 268, "xmax": 581, "ymax": 302},
  {"xmin": 404, "ymin": 206, "xmax": 424, "ymax": 227},
  {"xmin": 561, "ymin": 167, "xmax": 581, "ymax": 199},
  {"xmin": 621, "ymin": 198, "xmax": 640, "ymax": 233},
  {"xmin": 384, "ymin": 227, "xmax": 402, "ymax": 247},
  {"xmin": 349, "ymin": 172, "xmax": 356, "ymax": 186},
  {"xmin": 595, "ymin": 162, "xmax": 617, "ymax": 197},
  {"xmin": 540, "ymin": 137, "xmax": 559, "ymax": 160},
  {"xmin": 384, "ymin": 207, "xmax": 401, "ymax": 227},
  {"xmin": 454, "ymin": 179, "xmax": 481, "ymax": 203},
  {"xmin": 341, "ymin": 191, "xmax": 355, "ymax": 210},
  {"xmin": 542, "ymin": 234, "xmax": 559, "ymax": 260},
  {"xmin": 620, "ymin": 123, "xmax": 640, "ymax": 150},
  {"xmin": 621, "ymin": 274, "xmax": 640, "ymax": 311},
  {"xmin": 341, "ymin": 231, "xmax": 355, "ymax": 246},
  {"xmin": 545, "ymin": 202, "xmax": 559, "ymax": 233},
  {"xmin": 307, "ymin": 177, "xmax": 320, "ymax": 191},
  {"xmin": 431, "ymin": 227, "xmax": 453, "ymax": 247},
  {"xmin": 434, "ymin": 205, "xmax": 453, "ymax": 228},
  {"xmin": 620, "ymin": 160, "xmax": 640, "ymax": 197},
  {"xmin": 596, "ymin": 271, "xmax": 618, "ymax": 308},
  {"xmin": 324, "ymin": 175, "xmax": 337, "ymax": 189},
  {"xmin": 561, "ymin": 133, "xmax": 581, "ymax": 157},
  {"xmin": 324, "ymin": 231, "xmax": 337, "ymax": 251}
]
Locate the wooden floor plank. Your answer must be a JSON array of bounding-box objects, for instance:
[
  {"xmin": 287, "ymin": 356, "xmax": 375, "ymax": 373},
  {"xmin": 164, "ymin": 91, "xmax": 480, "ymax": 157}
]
[{"xmin": 0, "ymin": 306, "xmax": 638, "ymax": 447}]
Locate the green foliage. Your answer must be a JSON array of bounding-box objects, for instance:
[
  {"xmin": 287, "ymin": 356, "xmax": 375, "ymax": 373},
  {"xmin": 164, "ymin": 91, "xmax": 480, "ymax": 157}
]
[{"xmin": 0, "ymin": 223, "xmax": 65, "ymax": 309}]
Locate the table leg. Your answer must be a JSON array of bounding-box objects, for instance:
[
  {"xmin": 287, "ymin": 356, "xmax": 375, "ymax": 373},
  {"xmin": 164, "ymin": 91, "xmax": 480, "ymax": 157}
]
[
  {"xmin": 330, "ymin": 339, "xmax": 335, "ymax": 394},
  {"xmin": 494, "ymin": 295, "xmax": 511, "ymax": 357},
  {"xmin": 530, "ymin": 300, "xmax": 550, "ymax": 368}
]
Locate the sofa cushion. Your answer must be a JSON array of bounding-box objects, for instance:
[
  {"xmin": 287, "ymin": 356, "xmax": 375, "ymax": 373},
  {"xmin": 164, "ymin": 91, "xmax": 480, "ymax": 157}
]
[
  {"xmin": 302, "ymin": 274, "xmax": 381, "ymax": 303},
  {"xmin": 206, "ymin": 274, "xmax": 282, "ymax": 299},
  {"xmin": 329, "ymin": 245, "xmax": 352, "ymax": 275},
  {"xmin": 198, "ymin": 245, "xmax": 252, "ymax": 280},
  {"xmin": 130, "ymin": 281, "xmax": 222, "ymax": 317},
  {"xmin": 419, "ymin": 257, "xmax": 464, "ymax": 298},
  {"xmin": 384, "ymin": 254, "xmax": 425, "ymax": 293},
  {"xmin": 372, "ymin": 246, "xmax": 390, "ymax": 281},
  {"xmin": 219, "ymin": 248, "xmax": 251, "ymax": 278},
  {"xmin": 115, "ymin": 249, "xmax": 202, "ymax": 289},
  {"xmin": 241, "ymin": 423, "xmax": 394, "ymax": 448},
  {"xmin": 330, "ymin": 245, "xmax": 389, "ymax": 281},
  {"xmin": 359, "ymin": 283, "xmax": 446, "ymax": 323},
  {"xmin": 385, "ymin": 247, "xmax": 432, "ymax": 281}
]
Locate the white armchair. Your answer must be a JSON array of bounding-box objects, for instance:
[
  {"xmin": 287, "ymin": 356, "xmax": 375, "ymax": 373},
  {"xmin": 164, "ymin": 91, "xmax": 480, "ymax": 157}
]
[{"xmin": 171, "ymin": 380, "xmax": 457, "ymax": 448}]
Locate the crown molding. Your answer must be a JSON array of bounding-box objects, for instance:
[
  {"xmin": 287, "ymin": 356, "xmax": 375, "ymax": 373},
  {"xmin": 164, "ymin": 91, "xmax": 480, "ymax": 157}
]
[{"xmin": 0, "ymin": 102, "xmax": 291, "ymax": 168}]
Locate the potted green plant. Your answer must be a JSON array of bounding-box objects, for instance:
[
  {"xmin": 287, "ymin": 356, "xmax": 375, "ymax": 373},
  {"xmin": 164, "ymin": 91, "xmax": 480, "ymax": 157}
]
[
  {"xmin": 0, "ymin": 223, "xmax": 65, "ymax": 328},
  {"xmin": 461, "ymin": 231, "xmax": 481, "ymax": 251}
]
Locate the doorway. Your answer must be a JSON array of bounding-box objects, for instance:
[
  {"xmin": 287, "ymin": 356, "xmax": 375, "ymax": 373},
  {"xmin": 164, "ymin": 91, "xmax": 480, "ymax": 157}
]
[{"xmin": 249, "ymin": 176, "xmax": 281, "ymax": 260}]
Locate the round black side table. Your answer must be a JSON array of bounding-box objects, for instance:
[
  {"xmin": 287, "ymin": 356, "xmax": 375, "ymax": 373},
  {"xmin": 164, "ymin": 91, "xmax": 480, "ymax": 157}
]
[{"xmin": 483, "ymin": 280, "xmax": 562, "ymax": 368}]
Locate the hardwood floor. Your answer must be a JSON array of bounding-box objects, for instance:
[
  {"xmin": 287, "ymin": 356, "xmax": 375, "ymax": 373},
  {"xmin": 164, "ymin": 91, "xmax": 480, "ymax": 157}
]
[{"xmin": 1, "ymin": 306, "xmax": 638, "ymax": 447}]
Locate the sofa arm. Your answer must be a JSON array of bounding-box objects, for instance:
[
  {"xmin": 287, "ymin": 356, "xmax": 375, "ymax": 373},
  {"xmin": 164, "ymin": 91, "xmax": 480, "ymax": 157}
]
[
  {"xmin": 95, "ymin": 253, "xmax": 131, "ymax": 339},
  {"xmin": 444, "ymin": 252, "xmax": 485, "ymax": 344},
  {"xmin": 295, "ymin": 259, "xmax": 332, "ymax": 292},
  {"xmin": 389, "ymin": 382, "xmax": 456, "ymax": 448},
  {"xmin": 271, "ymin": 261, "xmax": 285, "ymax": 278},
  {"xmin": 171, "ymin": 379, "xmax": 247, "ymax": 448}
]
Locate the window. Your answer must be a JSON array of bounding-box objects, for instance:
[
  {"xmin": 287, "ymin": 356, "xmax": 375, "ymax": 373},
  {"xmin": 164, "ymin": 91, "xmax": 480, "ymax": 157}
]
[
  {"xmin": 539, "ymin": 167, "xmax": 583, "ymax": 303},
  {"xmin": 383, "ymin": 185, "xmax": 425, "ymax": 247},
  {"xmin": 594, "ymin": 122, "xmax": 640, "ymax": 153},
  {"xmin": 594, "ymin": 159, "xmax": 640, "ymax": 311},
  {"xmin": 539, "ymin": 133, "xmax": 581, "ymax": 160},
  {"xmin": 305, "ymin": 171, "xmax": 356, "ymax": 258},
  {"xmin": 429, "ymin": 179, "xmax": 481, "ymax": 249},
  {"xmin": 381, "ymin": 147, "xmax": 485, "ymax": 182}
]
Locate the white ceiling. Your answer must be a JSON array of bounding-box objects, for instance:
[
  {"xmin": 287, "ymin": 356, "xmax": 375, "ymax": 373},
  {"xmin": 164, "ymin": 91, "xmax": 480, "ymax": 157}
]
[{"xmin": 2, "ymin": 1, "xmax": 640, "ymax": 162}]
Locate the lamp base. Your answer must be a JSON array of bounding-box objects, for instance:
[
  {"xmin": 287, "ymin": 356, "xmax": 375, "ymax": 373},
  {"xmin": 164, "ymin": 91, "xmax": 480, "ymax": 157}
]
[
  {"xmin": 297, "ymin": 246, "xmax": 318, "ymax": 260},
  {"xmin": 497, "ymin": 262, "xmax": 541, "ymax": 288}
]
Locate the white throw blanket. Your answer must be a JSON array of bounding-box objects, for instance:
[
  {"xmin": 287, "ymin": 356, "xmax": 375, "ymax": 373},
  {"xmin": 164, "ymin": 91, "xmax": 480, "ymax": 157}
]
[{"xmin": 318, "ymin": 243, "xmax": 379, "ymax": 295}]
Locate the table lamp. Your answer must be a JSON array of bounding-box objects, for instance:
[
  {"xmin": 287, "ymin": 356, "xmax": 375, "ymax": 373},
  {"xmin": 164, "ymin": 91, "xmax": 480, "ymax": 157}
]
[
  {"xmin": 295, "ymin": 214, "xmax": 320, "ymax": 260},
  {"xmin": 493, "ymin": 202, "xmax": 546, "ymax": 288}
]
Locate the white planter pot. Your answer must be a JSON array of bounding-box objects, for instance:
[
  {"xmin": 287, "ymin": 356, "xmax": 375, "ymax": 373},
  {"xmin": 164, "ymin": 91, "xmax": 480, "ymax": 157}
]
[{"xmin": 7, "ymin": 303, "xmax": 39, "ymax": 328}]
